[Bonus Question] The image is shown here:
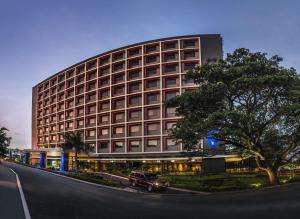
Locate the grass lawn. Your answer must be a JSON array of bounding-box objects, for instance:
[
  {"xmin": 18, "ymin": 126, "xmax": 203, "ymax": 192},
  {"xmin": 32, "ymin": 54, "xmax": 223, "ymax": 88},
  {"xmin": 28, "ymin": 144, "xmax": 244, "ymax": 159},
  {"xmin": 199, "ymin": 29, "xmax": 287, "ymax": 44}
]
[{"xmin": 160, "ymin": 173, "xmax": 299, "ymax": 192}]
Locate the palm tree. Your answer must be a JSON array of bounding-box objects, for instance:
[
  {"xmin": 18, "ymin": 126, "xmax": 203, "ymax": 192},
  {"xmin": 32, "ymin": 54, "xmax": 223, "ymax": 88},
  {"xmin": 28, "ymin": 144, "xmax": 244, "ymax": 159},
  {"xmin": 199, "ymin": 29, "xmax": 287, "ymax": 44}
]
[{"xmin": 61, "ymin": 131, "xmax": 90, "ymax": 172}]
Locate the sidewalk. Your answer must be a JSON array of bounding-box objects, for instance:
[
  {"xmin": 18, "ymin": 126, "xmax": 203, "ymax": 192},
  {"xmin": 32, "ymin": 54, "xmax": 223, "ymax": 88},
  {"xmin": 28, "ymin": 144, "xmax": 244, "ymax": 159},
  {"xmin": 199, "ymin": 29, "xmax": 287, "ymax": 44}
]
[{"xmin": 0, "ymin": 165, "xmax": 25, "ymax": 219}]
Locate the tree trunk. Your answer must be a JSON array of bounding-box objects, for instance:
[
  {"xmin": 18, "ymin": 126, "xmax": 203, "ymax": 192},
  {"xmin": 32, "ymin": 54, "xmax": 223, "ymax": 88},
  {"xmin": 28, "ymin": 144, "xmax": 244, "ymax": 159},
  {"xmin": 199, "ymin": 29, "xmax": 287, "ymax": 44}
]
[
  {"xmin": 74, "ymin": 150, "xmax": 78, "ymax": 172},
  {"xmin": 266, "ymin": 167, "xmax": 279, "ymax": 185}
]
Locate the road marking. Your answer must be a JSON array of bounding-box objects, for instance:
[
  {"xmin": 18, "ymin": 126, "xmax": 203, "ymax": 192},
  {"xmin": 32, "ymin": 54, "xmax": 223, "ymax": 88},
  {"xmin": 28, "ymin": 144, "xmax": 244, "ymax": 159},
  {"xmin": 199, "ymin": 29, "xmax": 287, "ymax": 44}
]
[{"xmin": 10, "ymin": 168, "xmax": 31, "ymax": 219}]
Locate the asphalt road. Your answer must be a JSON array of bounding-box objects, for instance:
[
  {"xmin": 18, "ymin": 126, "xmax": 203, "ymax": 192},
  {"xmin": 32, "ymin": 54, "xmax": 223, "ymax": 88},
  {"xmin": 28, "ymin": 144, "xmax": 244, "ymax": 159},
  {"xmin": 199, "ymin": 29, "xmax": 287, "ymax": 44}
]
[
  {"xmin": 0, "ymin": 164, "xmax": 25, "ymax": 219},
  {"xmin": 2, "ymin": 162, "xmax": 300, "ymax": 219}
]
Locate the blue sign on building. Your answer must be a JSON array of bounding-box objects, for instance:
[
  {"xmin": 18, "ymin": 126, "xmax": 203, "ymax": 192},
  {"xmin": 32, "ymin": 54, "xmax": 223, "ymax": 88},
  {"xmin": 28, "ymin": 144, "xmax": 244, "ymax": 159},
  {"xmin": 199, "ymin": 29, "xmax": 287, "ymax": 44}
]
[
  {"xmin": 206, "ymin": 130, "xmax": 220, "ymax": 147},
  {"xmin": 39, "ymin": 152, "xmax": 44, "ymax": 168},
  {"xmin": 60, "ymin": 153, "xmax": 65, "ymax": 172}
]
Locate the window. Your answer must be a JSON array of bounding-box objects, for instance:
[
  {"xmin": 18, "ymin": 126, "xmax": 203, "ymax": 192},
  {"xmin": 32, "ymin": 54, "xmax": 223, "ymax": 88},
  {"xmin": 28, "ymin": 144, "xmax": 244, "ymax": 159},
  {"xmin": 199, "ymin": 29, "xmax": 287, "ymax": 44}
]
[
  {"xmin": 68, "ymin": 122, "xmax": 73, "ymax": 128},
  {"xmin": 115, "ymin": 99, "xmax": 124, "ymax": 108},
  {"xmin": 67, "ymin": 71, "xmax": 74, "ymax": 78},
  {"xmin": 100, "ymin": 57, "xmax": 110, "ymax": 65},
  {"xmin": 77, "ymin": 76, "xmax": 84, "ymax": 84},
  {"xmin": 130, "ymin": 59, "xmax": 140, "ymax": 67},
  {"xmin": 68, "ymin": 80, "xmax": 74, "ymax": 87},
  {"xmin": 166, "ymin": 78, "xmax": 177, "ymax": 87},
  {"xmin": 88, "ymin": 143, "xmax": 96, "ymax": 152},
  {"xmin": 115, "ymin": 74, "xmax": 124, "ymax": 83},
  {"xmin": 129, "ymin": 49, "xmax": 140, "ymax": 56},
  {"xmin": 164, "ymin": 53, "xmax": 176, "ymax": 61},
  {"xmin": 165, "ymin": 91, "xmax": 177, "ymax": 100},
  {"xmin": 101, "ymin": 128, "xmax": 109, "ymax": 135},
  {"xmin": 88, "ymin": 93, "xmax": 96, "ymax": 101},
  {"xmin": 88, "ymin": 130, "xmax": 95, "ymax": 137},
  {"xmin": 77, "ymin": 108, "xmax": 84, "ymax": 115},
  {"xmin": 129, "ymin": 110, "xmax": 141, "ymax": 120},
  {"xmin": 100, "ymin": 67, "xmax": 110, "ymax": 76},
  {"xmin": 51, "ymin": 87, "xmax": 57, "ymax": 94},
  {"xmin": 88, "ymin": 117, "xmax": 95, "ymax": 124},
  {"xmin": 130, "ymin": 83, "xmax": 140, "ymax": 92},
  {"xmin": 101, "ymin": 90, "xmax": 109, "ymax": 98},
  {"xmin": 146, "ymin": 45, "xmax": 158, "ymax": 53},
  {"xmin": 147, "ymin": 139, "xmax": 158, "ymax": 147},
  {"xmin": 164, "ymin": 42, "xmax": 176, "ymax": 50},
  {"xmin": 129, "ymin": 140, "xmax": 140, "ymax": 148},
  {"xmin": 184, "ymin": 51, "xmax": 196, "ymax": 59},
  {"xmin": 115, "ymin": 141, "xmax": 124, "ymax": 148},
  {"xmin": 101, "ymin": 115, "xmax": 109, "ymax": 123},
  {"xmin": 114, "ymin": 86, "xmax": 124, "ymax": 95},
  {"xmin": 100, "ymin": 78, "xmax": 109, "ymax": 86},
  {"xmin": 114, "ymin": 52, "xmax": 124, "ymax": 61},
  {"xmin": 129, "ymin": 96, "xmax": 140, "ymax": 105},
  {"xmin": 77, "ymin": 96, "xmax": 84, "ymax": 104},
  {"xmin": 166, "ymin": 107, "xmax": 176, "ymax": 117},
  {"xmin": 184, "ymin": 41, "xmax": 196, "ymax": 48},
  {"xmin": 77, "ymin": 120, "xmax": 84, "ymax": 127},
  {"xmin": 167, "ymin": 139, "xmax": 177, "ymax": 146},
  {"xmin": 147, "ymin": 123, "xmax": 159, "ymax": 132},
  {"xmin": 146, "ymin": 56, "xmax": 157, "ymax": 63},
  {"xmin": 147, "ymin": 94, "xmax": 158, "ymax": 104},
  {"xmin": 184, "ymin": 77, "xmax": 194, "ymax": 84},
  {"xmin": 184, "ymin": 63, "xmax": 196, "ymax": 71},
  {"xmin": 88, "ymin": 82, "xmax": 96, "ymax": 90},
  {"xmin": 99, "ymin": 142, "xmax": 108, "ymax": 149},
  {"xmin": 77, "ymin": 66, "xmax": 85, "ymax": 73},
  {"xmin": 68, "ymin": 100, "xmax": 74, "ymax": 108},
  {"xmin": 115, "ymin": 113, "xmax": 124, "ymax": 121},
  {"xmin": 114, "ymin": 63, "xmax": 124, "ymax": 71},
  {"xmin": 115, "ymin": 127, "xmax": 124, "ymax": 134},
  {"xmin": 77, "ymin": 86, "xmax": 84, "ymax": 94},
  {"xmin": 130, "ymin": 125, "xmax": 140, "ymax": 133},
  {"xmin": 67, "ymin": 111, "xmax": 74, "ymax": 118},
  {"xmin": 146, "ymin": 67, "xmax": 158, "ymax": 77},
  {"xmin": 165, "ymin": 65, "xmax": 177, "ymax": 73},
  {"xmin": 146, "ymin": 80, "xmax": 158, "ymax": 89},
  {"xmin": 88, "ymin": 61, "xmax": 96, "ymax": 70},
  {"xmin": 129, "ymin": 70, "xmax": 140, "ymax": 80},
  {"xmin": 147, "ymin": 108, "xmax": 160, "ymax": 118},
  {"xmin": 166, "ymin": 122, "xmax": 176, "ymax": 130},
  {"xmin": 59, "ymin": 113, "xmax": 64, "ymax": 120},
  {"xmin": 101, "ymin": 102, "xmax": 110, "ymax": 110},
  {"xmin": 88, "ymin": 105, "xmax": 96, "ymax": 113}
]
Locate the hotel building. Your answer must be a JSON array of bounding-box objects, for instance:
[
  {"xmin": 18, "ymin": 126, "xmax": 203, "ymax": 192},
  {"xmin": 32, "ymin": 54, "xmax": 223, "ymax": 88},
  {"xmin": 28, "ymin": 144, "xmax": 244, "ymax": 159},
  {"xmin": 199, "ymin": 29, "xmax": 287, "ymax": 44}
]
[{"xmin": 30, "ymin": 35, "xmax": 229, "ymax": 172}]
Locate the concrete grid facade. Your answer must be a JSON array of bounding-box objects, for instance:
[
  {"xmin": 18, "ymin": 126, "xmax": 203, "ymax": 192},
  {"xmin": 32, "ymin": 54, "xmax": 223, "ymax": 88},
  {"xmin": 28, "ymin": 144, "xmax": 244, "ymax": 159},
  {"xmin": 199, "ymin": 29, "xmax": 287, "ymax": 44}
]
[{"xmin": 32, "ymin": 35, "xmax": 223, "ymax": 160}]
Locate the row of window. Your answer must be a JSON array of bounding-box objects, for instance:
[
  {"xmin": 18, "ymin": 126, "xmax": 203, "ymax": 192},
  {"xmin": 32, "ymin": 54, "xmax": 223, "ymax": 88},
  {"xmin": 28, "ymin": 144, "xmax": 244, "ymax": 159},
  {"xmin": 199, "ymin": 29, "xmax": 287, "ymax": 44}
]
[
  {"xmin": 38, "ymin": 95, "xmax": 178, "ymax": 119},
  {"xmin": 38, "ymin": 39, "xmax": 199, "ymax": 92},
  {"xmin": 37, "ymin": 77, "xmax": 188, "ymax": 109},
  {"xmin": 38, "ymin": 137, "xmax": 179, "ymax": 153},
  {"xmin": 37, "ymin": 106, "xmax": 177, "ymax": 127},
  {"xmin": 38, "ymin": 61, "xmax": 197, "ymax": 100},
  {"xmin": 37, "ymin": 60, "xmax": 198, "ymax": 96},
  {"xmin": 38, "ymin": 120, "xmax": 176, "ymax": 142}
]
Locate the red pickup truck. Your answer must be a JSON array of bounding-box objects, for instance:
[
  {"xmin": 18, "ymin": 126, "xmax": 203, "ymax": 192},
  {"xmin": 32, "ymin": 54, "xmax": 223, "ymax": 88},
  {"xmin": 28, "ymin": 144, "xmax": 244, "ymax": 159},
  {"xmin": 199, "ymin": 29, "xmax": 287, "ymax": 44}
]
[{"xmin": 129, "ymin": 171, "xmax": 169, "ymax": 192}]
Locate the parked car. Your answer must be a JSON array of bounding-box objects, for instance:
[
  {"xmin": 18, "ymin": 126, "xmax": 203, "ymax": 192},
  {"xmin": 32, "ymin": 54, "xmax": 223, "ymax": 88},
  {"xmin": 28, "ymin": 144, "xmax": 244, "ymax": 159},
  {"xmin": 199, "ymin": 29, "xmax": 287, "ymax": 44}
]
[{"xmin": 129, "ymin": 171, "xmax": 169, "ymax": 192}]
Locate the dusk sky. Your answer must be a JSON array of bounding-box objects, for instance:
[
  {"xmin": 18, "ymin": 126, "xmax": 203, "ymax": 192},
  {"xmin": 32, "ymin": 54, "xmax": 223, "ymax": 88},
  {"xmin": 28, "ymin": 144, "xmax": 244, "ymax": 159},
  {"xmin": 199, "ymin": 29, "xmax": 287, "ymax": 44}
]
[{"xmin": 0, "ymin": 0, "xmax": 299, "ymax": 149}]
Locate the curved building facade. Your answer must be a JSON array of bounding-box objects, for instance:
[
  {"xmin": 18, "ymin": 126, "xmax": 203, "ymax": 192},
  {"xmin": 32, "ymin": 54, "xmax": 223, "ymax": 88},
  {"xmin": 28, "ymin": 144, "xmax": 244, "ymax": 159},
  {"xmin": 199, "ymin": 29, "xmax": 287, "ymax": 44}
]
[{"xmin": 32, "ymin": 34, "xmax": 223, "ymax": 162}]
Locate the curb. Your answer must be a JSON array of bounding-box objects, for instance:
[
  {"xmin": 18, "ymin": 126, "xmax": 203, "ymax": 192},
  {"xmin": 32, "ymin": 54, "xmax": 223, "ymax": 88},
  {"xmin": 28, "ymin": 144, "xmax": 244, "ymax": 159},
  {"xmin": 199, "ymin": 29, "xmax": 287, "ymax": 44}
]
[
  {"xmin": 14, "ymin": 163, "xmax": 145, "ymax": 194},
  {"xmin": 168, "ymin": 186, "xmax": 211, "ymax": 195}
]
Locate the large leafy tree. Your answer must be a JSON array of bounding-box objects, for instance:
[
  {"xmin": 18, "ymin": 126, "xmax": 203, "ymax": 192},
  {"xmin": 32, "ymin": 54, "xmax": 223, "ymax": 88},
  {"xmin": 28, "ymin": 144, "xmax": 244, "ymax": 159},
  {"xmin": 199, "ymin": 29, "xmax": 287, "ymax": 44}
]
[
  {"xmin": 0, "ymin": 127, "xmax": 11, "ymax": 157},
  {"xmin": 166, "ymin": 48, "xmax": 300, "ymax": 185},
  {"xmin": 61, "ymin": 131, "xmax": 90, "ymax": 172}
]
